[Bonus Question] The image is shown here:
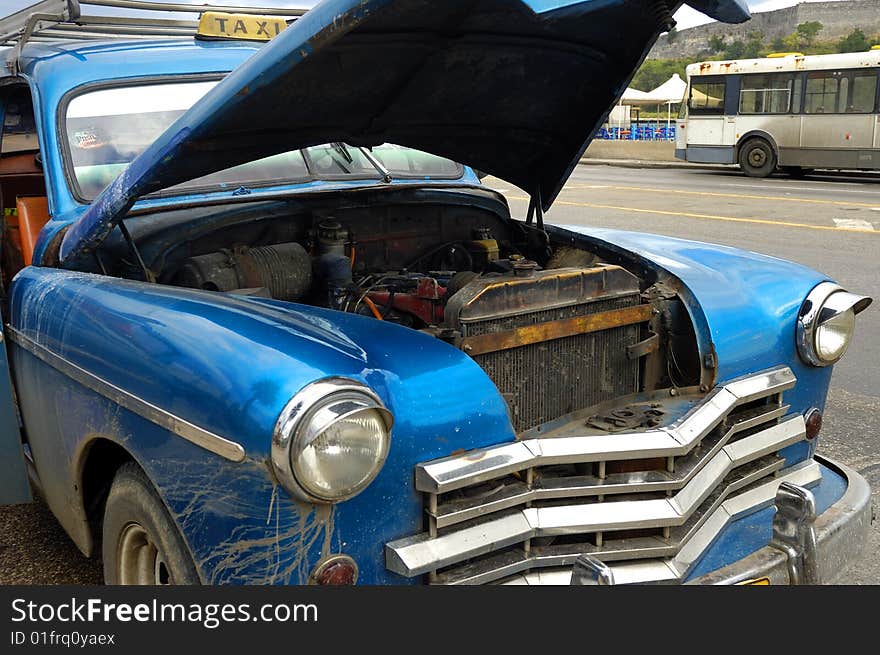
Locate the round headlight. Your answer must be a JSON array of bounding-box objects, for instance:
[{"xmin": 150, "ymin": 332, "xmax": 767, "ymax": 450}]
[
  {"xmin": 272, "ymin": 379, "xmax": 392, "ymax": 503},
  {"xmin": 797, "ymin": 282, "xmax": 871, "ymax": 367}
]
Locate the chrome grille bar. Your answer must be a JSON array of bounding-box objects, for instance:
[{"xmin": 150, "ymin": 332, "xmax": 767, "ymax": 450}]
[
  {"xmin": 432, "ymin": 403, "xmax": 790, "ymax": 528},
  {"xmin": 387, "ymin": 415, "xmax": 805, "ymax": 577},
  {"xmin": 415, "ymin": 367, "xmax": 796, "ymax": 494},
  {"xmin": 499, "ymin": 460, "xmax": 822, "ymax": 585}
]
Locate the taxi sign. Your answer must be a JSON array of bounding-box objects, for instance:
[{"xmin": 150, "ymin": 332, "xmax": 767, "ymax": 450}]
[{"xmin": 197, "ymin": 11, "xmax": 288, "ymax": 42}]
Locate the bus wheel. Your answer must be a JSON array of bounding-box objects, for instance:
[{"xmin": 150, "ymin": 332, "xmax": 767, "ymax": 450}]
[
  {"xmin": 738, "ymin": 138, "xmax": 776, "ymax": 178},
  {"xmin": 102, "ymin": 463, "xmax": 200, "ymax": 585}
]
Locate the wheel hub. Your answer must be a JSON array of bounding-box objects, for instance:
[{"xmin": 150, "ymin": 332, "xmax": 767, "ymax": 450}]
[
  {"xmin": 117, "ymin": 522, "xmax": 171, "ymax": 585},
  {"xmin": 748, "ymin": 148, "xmax": 767, "ymax": 167}
]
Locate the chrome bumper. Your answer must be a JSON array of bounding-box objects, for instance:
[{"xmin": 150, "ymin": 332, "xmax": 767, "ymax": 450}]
[
  {"xmin": 510, "ymin": 456, "xmax": 871, "ymax": 585},
  {"xmin": 386, "ymin": 367, "xmax": 848, "ymax": 585},
  {"xmin": 690, "ymin": 456, "xmax": 871, "ymax": 585}
]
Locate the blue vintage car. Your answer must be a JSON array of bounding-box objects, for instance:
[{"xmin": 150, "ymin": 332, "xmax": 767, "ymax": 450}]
[{"xmin": 0, "ymin": 0, "xmax": 872, "ymax": 586}]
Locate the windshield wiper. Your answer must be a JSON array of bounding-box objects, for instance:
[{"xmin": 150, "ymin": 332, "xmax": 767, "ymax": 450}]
[
  {"xmin": 358, "ymin": 146, "xmax": 393, "ymax": 183},
  {"xmin": 330, "ymin": 142, "xmax": 354, "ymax": 165}
]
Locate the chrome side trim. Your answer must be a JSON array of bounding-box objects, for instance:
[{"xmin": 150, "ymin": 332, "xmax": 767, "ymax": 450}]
[
  {"xmin": 415, "ymin": 366, "xmax": 796, "ymax": 494},
  {"xmin": 7, "ymin": 327, "xmax": 246, "ymax": 463},
  {"xmin": 386, "ymin": 415, "xmax": 806, "ymax": 577},
  {"xmin": 499, "ymin": 460, "xmax": 822, "ymax": 585}
]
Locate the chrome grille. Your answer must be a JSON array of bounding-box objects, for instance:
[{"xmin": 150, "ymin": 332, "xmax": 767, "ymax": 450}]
[
  {"xmin": 385, "ymin": 366, "xmax": 821, "ymax": 585},
  {"xmin": 464, "ymin": 296, "xmax": 641, "ymax": 433}
]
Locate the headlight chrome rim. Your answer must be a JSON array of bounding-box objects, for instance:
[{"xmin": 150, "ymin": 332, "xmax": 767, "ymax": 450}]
[
  {"xmin": 797, "ymin": 282, "xmax": 872, "ymax": 367},
  {"xmin": 271, "ymin": 378, "xmax": 393, "ymax": 503}
]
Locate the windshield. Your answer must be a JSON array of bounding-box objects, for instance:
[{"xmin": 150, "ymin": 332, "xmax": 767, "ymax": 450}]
[{"xmin": 64, "ymin": 80, "xmax": 463, "ymax": 200}]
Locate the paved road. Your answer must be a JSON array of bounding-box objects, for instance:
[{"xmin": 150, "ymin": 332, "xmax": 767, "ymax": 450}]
[
  {"xmin": 486, "ymin": 165, "xmax": 880, "ymax": 584},
  {"xmin": 1, "ymin": 164, "xmax": 877, "ymax": 585}
]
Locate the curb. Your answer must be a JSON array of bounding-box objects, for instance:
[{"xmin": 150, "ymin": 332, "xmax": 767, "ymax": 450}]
[{"xmin": 578, "ymin": 157, "xmax": 735, "ymax": 171}]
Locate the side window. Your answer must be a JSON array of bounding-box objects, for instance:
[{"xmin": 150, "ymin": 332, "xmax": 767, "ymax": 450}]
[
  {"xmin": 791, "ymin": 76, "xmax": 803, "ymax": 113},
  {"xmin": 846, "ymin": 71, "xmax": 878, "ymax": 113},
  {"xmin": 0, "ymin": 86, "xmax": 47, "ymax": 279},
  {"xmin": 739, "ymin": 73, "xmax": 794, "ymax": 114},
  {"xmin": 804, "ymin": 71, "xmax": 841, "ymax": 114},
  {"xmin": 1, "ymin": 87, "xmax": 39, "ymax": 155},
  {"xmin": 688, "ymin": 78, "xmax": 725, "ymax": 114}
]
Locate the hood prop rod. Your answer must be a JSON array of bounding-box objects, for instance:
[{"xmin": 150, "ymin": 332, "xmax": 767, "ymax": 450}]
[
  {"xmin": 118, "ymin": 220, "xmax": 155, "ymax": 283},
  {"xmin": 525, "ymin": 188, "xmax": 544, "ymax": 230}
]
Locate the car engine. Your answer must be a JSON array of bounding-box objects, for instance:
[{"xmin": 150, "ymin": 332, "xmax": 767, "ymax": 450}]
[{"xmin": 167, "ymin": 213, "xmax": 693, "ymax": 433}]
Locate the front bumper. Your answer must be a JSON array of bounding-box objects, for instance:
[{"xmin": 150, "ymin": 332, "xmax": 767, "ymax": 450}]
[
  {"xmin": 524, "ymin": 455, "xmax": 871, "ymax": 585},
  {"xmin": 689, "ymin": 455, "xmax": 871, "ymax": 585}
]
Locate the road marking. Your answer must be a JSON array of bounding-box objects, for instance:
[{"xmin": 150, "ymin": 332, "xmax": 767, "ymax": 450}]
[
  {"xmin": 727, "ymin": 183, "xmax": 880, "ymax": 196},
  {"xmin": 506, "ymin": 195, "xmax": 880, "ymax": 235},
  {"xmin": 833, "ymin": 218, "xmax": 875, "ymax": 231},
  {"xmin": 564, "ymin": 184, "xmax": 880, "ymax": 208}
]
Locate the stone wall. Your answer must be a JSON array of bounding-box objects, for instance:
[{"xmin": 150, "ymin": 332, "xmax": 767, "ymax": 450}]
[{"xmin": 649, "ymin": 0, "xmax": 880, "ymax": 59}]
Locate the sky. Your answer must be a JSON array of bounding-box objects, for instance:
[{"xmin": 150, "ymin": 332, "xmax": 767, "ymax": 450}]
[{"xmin": 0, "ymin": 0, "xmax": 852, "ymax": 31}]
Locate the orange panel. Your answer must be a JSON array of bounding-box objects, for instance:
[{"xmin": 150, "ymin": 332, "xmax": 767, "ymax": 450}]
[{"xmin": 16, "ymin": 196, "xmax": 49, "ymax": 266}]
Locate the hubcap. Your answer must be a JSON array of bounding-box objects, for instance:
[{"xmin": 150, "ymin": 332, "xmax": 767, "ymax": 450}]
[
  {"xmin": 117, "ymin": 523, "xmax": 171, "ymax": 585},
  {"xmin": 748, "ymin": 148, "xmax": 767, "ymax": 167}
]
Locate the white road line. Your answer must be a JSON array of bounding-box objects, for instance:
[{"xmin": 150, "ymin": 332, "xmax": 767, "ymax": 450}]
[
  {"xmin": 727, "ymin": 183, "xmax": 880, "ymax": 196},
  {"xmin": 832, "ymin": 218, "xmax": 875, "ymax": 231}
]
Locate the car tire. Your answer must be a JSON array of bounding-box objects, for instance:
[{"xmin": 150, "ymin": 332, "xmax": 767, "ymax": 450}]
[
  {"xmin": 102, "ymin": 462, "xmax": 200, "ymax": 585},
  {"xmin": 738, "ymin": 138, "xmax": 777, "ymax": 178}
]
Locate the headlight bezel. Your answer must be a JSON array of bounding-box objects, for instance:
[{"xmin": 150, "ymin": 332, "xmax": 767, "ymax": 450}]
[
  {"xmin": 271, "ymin": 378, "xmax": 393, "ymax": 503},
  {"xmin": 797, "ymin": 282, "xmax": 871, "ymax": 367}
]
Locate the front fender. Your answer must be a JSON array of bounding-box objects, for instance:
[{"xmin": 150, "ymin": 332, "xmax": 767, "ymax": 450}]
[
  {"xmin": 8, "ymin": 267, "xmax": 514, "ymax": 583},
  {"xmin": 552, "ymin": 225, "xmax": 834, "ymax": 458}
]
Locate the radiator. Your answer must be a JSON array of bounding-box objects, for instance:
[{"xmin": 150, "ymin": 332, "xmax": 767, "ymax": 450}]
[{"xmin": 444, "ymin": 265, "xmax": 645, "ymax": 433}]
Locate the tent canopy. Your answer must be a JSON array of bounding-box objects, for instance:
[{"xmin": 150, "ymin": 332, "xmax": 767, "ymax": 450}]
[{"xmin": 644, "ymin": 73, "xmax": 687, "ymax": 104}]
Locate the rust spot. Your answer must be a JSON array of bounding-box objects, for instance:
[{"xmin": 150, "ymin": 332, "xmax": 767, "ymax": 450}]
[
  {"xmin": 460, "ymin": 304, "xmax": 653, "ymax": 357},
  {"xmin": 236, "ymin": 85, "xmax": 250, "ymax": 96}
]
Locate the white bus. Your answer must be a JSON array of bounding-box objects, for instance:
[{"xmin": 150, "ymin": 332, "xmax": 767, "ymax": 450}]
[{"xmin": 675, "ymin": 48, "xmax": 880, "ymax": 177}]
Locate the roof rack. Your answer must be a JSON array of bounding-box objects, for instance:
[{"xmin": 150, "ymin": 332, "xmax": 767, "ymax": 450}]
[{"xmin": 1, "ymin": 0, "xmax": 309, "ymax": 70}]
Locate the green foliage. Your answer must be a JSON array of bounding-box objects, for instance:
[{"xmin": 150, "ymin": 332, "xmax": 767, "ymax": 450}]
[
  {"xmin": 667, "ymin": 26, "xmax": 678, "ymax": 44},
  {"xmin": 723, "ymin": 40, "xmax": 746, "ymax": 59},
  {"xmin": 708, "ymin": 35, "xmax": 725, "ymax": 53},
  {"xmin": 743, "ymin": 31, "xmax": 765, "ymax": 58},
  {"xmin": 630, "ymin": 58, "xmax": 688, "ymax": 91},
  {"xmin": 838, "ymin": 28, "xmax": 871, "ymax": 53},
  {"xmin": 796, "ymin": 21, "xmax": 823, "ymax": 46}
]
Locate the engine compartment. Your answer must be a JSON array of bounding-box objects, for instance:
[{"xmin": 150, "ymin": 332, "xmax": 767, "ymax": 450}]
[{"xmin": 86, "ymin": 189, "xmax": 704, "ymax": 430}]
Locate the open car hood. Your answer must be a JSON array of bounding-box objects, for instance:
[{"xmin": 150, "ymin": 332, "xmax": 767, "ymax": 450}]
[{"xmin": 59, "ymin": 0, "xmax": 750, "ymax": 266}]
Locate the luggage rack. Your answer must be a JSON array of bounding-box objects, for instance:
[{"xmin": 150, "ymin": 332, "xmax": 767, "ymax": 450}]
[{"xmin": 1, "ymin": 0, "xmax": 308, "ymax": 69}]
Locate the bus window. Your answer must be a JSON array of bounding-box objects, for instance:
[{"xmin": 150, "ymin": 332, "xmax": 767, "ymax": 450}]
[
  {"xmin": 792, "ymin": 76, "xmax": 803, "ymax": 113},
  {"xmin": 847, "ymin": 71, "xmax": 878, "ymax": 113},
  {"xmin": 739, "ymin": 74, "xmax": 794, "ymax": 114},
  {"xmin": 804, "ymin": 71, "xmax": 841, "ymax": 114},
  {"xmin": 688, "ymin": 79, "xmax": 725, "ymax": 114}
]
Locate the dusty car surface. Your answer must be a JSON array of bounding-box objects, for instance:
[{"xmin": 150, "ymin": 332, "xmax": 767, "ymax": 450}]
[{"xmin": 0, "ymin": 0, "xmax": 872, "ymax": 586}]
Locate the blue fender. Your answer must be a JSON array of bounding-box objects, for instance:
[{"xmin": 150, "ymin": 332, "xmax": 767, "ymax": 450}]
[{"xmin": 7, "ymin": 267, "xmax": 513, "ymax": 583}]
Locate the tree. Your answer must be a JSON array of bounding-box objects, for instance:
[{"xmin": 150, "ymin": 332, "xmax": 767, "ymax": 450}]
[
  {"xmin": 723, "ymin": 40, "xmax": 746, "ymax": 59},
  {"xmin": 796, "ymin": 21, "xmax": 823, "ymax": 47},
  {"xmin": 771, "ymin": 36, "xmax": 786, "ymax": 52},
  {"xmin": 837, "ymin": 28, "xmax": 870, "ymax": 53},
  {"xmin": 667, "ymin": 26, "xmax": 678, "ymax": 43},
  {"xmin": 744, "ymin": 31, "xmax": 765, "ymax": 58},
  {"xmin": 630, "ymin": 58, "xmax": 688, "ymax": 92},
  {"xmin": 708, "ymin": 35, "xmax": 725, "ymax": 53}
]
